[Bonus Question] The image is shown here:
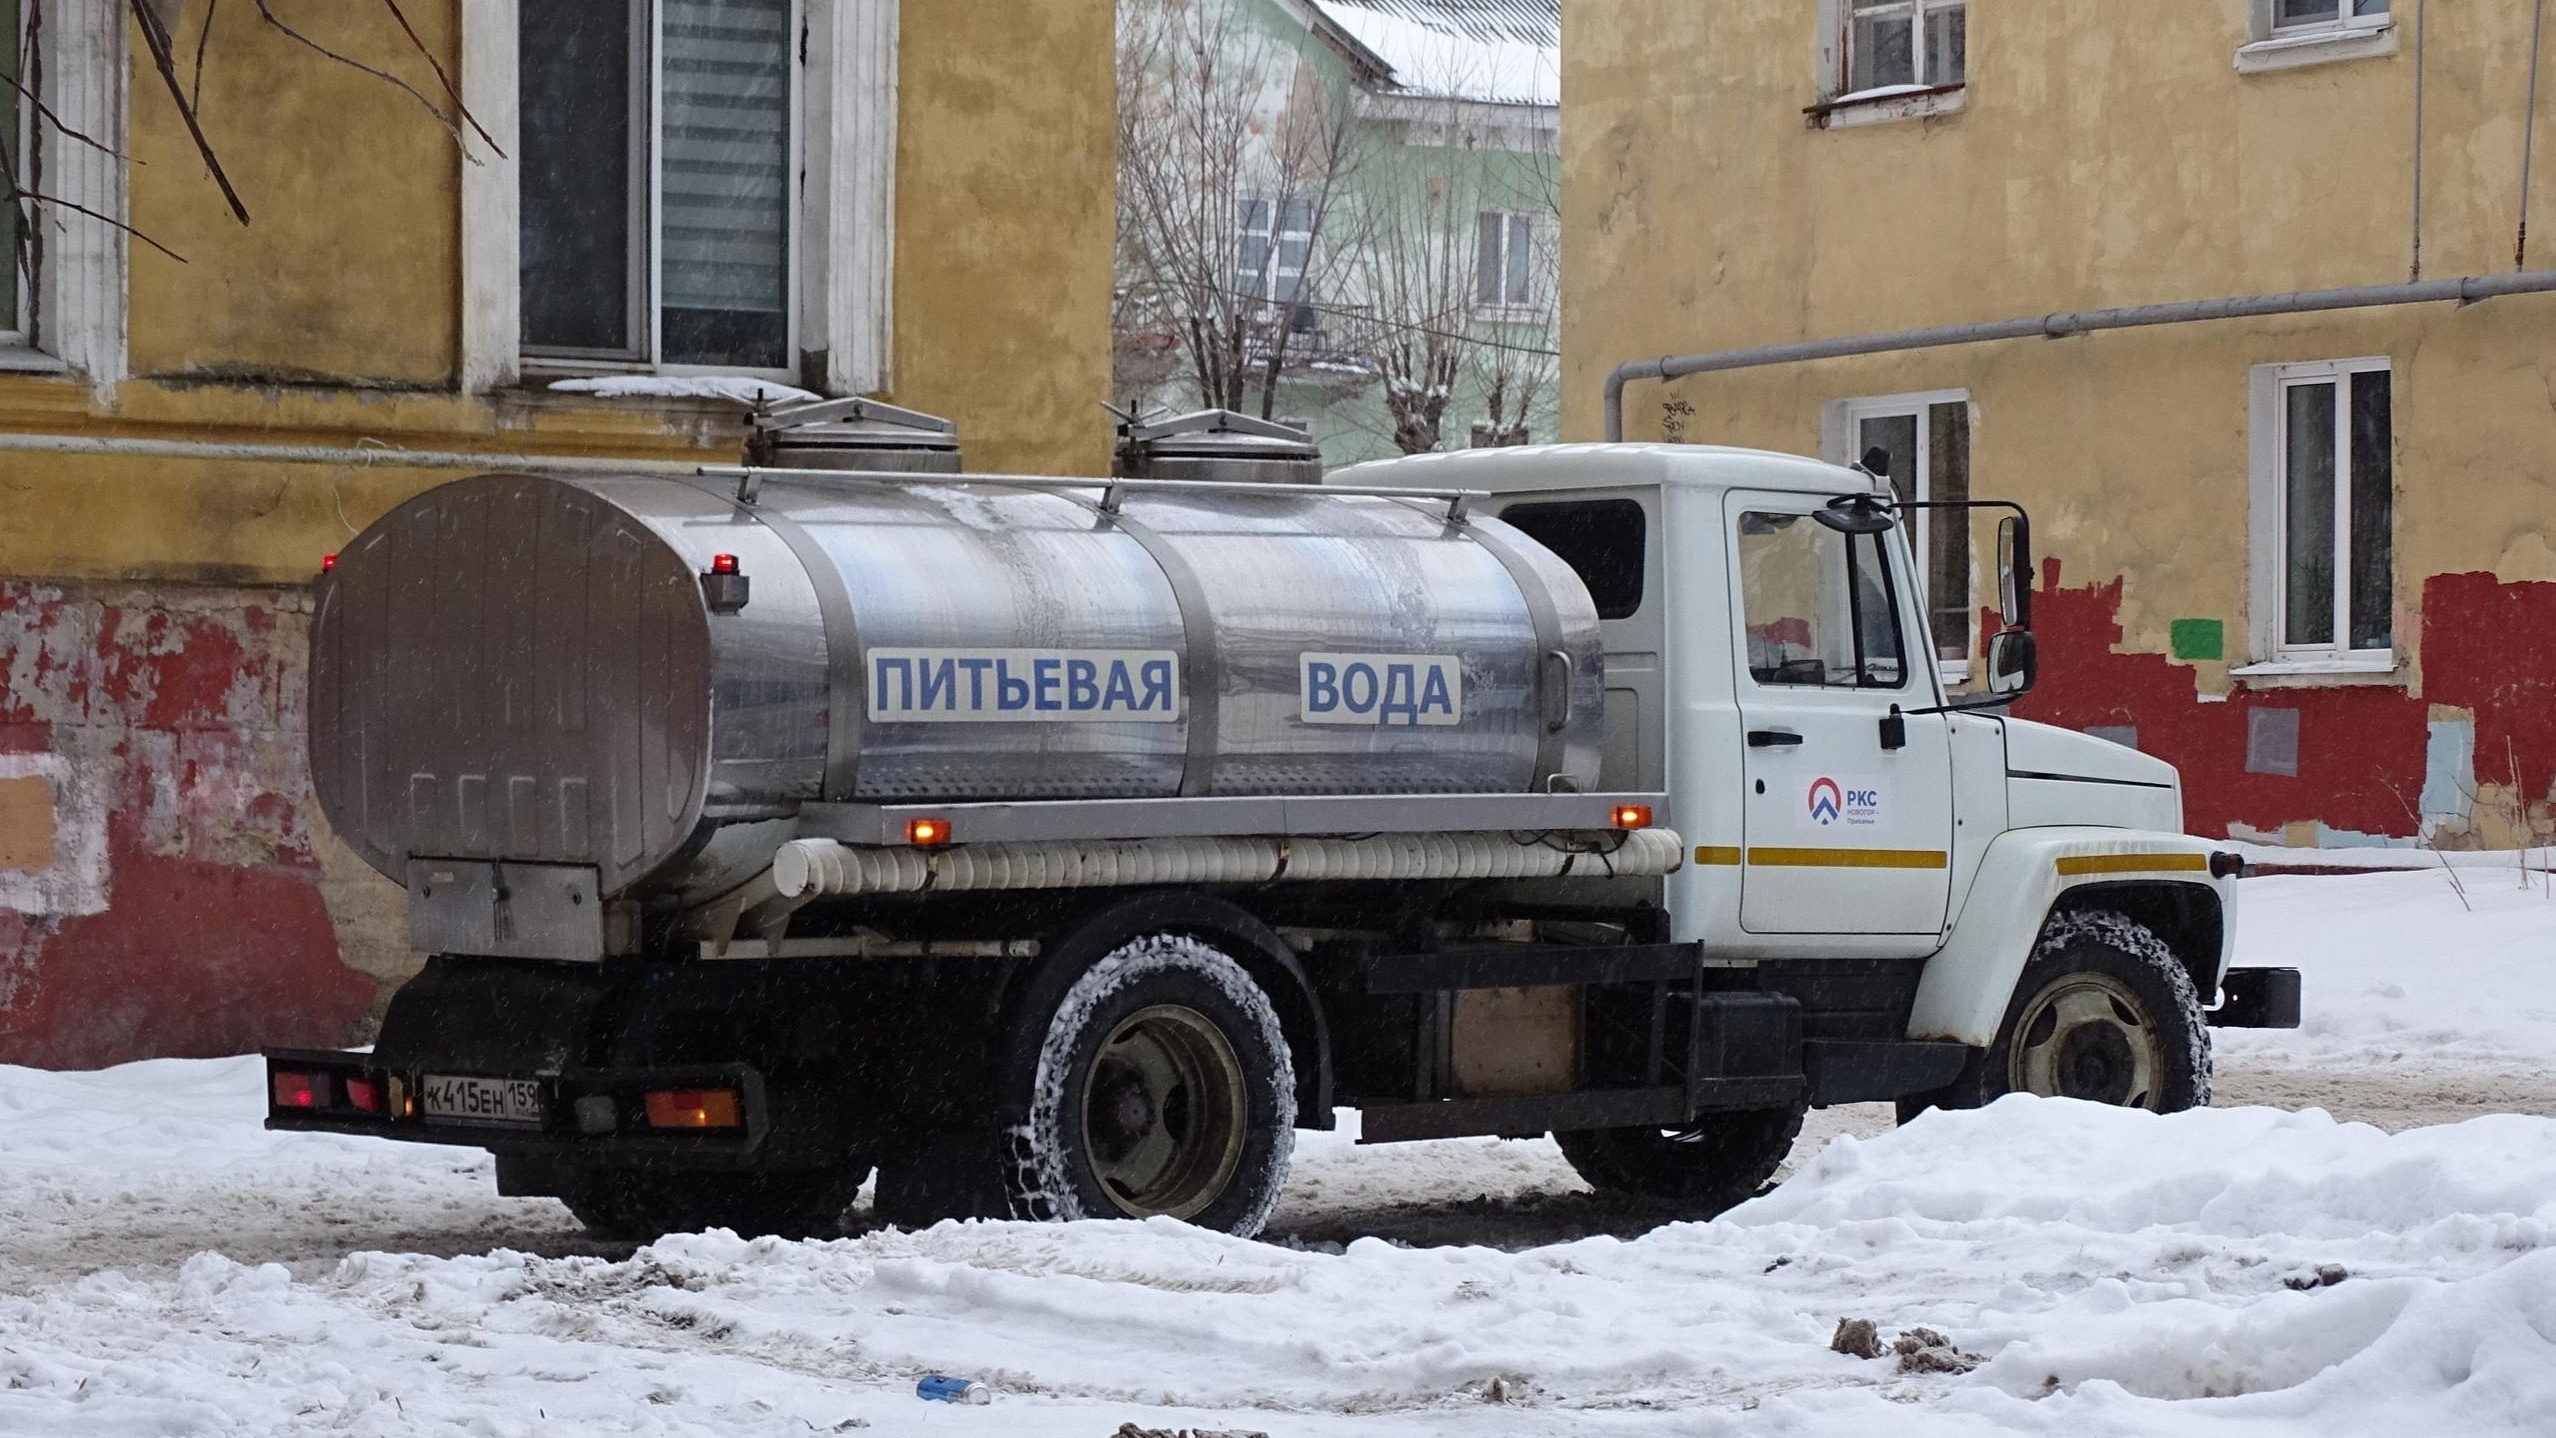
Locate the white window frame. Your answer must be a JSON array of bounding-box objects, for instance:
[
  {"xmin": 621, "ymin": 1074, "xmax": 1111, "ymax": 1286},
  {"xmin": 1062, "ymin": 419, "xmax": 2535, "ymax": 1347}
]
[
  {"xmin": 1473, "ymin": 209, "xmax": 1539, "ymax": 316},
  {"xmin": 2242, "ymin": 357, "xmax": 2397, "ymax": 676},
  {"xmin": 461, "ymin": 0, "xmax": 898, "ymax": 397},
  {"xmin": 1813, "ymin": 0, "xmax": 1967, "ymax": 127},
  {"xmin": 0, "ymin": 0, "xmax": 126, "ymax": 388},
  {"xmin": 517, "ymin": 0, "xmax": 805, "ymax": 381},
  {"xmin": 2237, "ymin": 0, "xmax": 2396, "ymax": 73},
  {"xmin": 1822, "ymin": 388, "xmax": 1975, "ymax": 684},
  {"xmin": 2268, "ymin": 0, "xmax": 2391, "ymax": 38}
]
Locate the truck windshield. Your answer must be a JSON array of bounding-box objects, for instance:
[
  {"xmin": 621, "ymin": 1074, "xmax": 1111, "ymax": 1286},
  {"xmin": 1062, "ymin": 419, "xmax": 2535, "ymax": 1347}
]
[{"xmin": 1735, "ymin": 511, "xmax": 1906, "ymax": 689}]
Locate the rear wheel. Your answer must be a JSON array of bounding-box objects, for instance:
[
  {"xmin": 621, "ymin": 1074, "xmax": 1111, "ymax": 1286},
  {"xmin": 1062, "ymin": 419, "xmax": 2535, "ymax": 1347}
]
[
  {"xmin": 1553, "ymin": 1102, "xmax": 1808, "ymax": 1214},
  {"xmin": 1897, "ymin": 909, "xmax": 2211, "ymax": 1124},
  {"xmin": 1006, "ymin": 934, "xmax": 1295, "ymax": 1236},
  {"xmin": 563, "ymin": 1162, "xmax": 870, "ymax": 1240}
]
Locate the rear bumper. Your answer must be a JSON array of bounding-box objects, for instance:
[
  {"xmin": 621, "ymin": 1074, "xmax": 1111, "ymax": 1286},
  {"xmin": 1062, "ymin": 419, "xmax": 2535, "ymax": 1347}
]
[
  {"xmin": 261, "ymin": 1047, "xmax": 773, "ymax": 1168},
  {"xmin": 2207, "ymin": 966, "xmax": 2302, "ymax": 1029}
]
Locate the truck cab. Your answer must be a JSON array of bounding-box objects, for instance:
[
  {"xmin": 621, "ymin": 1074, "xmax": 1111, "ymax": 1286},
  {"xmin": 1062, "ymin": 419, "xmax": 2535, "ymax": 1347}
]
[{"xmin": 1340, "ymin": 441, "xmax": 2296, "ymax": 1069}]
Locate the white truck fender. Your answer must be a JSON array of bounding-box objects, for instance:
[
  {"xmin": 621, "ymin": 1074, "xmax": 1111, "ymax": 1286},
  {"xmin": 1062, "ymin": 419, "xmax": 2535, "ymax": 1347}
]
[{"xmin": 1908, "ymin": 827, "xmax": 2240, "ymax": 1047}]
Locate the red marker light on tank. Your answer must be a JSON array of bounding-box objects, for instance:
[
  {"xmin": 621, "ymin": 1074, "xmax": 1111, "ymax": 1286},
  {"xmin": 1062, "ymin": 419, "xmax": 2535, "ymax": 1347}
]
[
  {"xmin": 321, "ymin": 553, "xmax": 337, "ymax": 573},
  {"xmin": 710, "ymin": 552, "xmax": 741, "ymax": 576}
]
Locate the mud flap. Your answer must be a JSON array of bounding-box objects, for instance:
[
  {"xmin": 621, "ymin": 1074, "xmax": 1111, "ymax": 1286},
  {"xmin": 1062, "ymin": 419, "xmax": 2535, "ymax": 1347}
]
[{"xmin": 2208, "ymin": 966, "xmax": 2303, "ymax": 1029}]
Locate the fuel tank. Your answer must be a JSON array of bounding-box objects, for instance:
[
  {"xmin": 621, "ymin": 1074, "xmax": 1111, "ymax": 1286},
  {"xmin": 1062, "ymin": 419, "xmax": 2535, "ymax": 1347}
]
[{"xmin": 309, "ymin": 470, "xmax": 1604, "ymax": 903}]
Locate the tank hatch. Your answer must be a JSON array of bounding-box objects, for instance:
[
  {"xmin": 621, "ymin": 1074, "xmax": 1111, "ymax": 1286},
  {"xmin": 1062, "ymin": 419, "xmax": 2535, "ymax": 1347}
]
[
  {"xmin": 1116, "ymin": 409, "xmax": 1324, "ymax": 485},
  {"xmin": 748, "ymin": 396, "xmax": 962, "ymax": 474}
]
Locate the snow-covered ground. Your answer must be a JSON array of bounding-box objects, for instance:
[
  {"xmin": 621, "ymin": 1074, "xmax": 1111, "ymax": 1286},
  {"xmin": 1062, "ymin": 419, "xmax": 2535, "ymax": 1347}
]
[{"xmin": 1, "ymin": 870, "xmax": 2551, "ymax": 1436}]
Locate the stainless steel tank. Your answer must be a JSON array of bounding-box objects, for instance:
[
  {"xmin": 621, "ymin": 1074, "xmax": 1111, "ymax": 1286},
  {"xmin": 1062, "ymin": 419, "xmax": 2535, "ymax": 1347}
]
[{"xmin": 310, "ymin": 469, "xmax": 1604, "ymax": 904}]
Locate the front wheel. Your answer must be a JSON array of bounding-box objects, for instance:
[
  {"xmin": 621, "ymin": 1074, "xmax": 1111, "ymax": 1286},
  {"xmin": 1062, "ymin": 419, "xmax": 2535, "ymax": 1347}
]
[
  {"xmin": 1006, "ymin": 934, "xmax": 1296, "ymax": 1236},
  {"xmin": 1898, "ymin": 909, "xmax": 2212, "ymax": 1124}
]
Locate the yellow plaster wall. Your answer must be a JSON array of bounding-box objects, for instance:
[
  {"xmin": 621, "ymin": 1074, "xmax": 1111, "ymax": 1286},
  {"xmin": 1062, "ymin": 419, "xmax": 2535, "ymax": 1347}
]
[
  {"xmin": 889, "ymin": 0, "xmax": 1117, "ymax": 478},
  {"xmin": 1, "ymin": 0, "xmax": 1119, "ymax": 585},
  {"xmin": 1564, "ymin": 1, "xmax": 2556, "ymax": 674}
]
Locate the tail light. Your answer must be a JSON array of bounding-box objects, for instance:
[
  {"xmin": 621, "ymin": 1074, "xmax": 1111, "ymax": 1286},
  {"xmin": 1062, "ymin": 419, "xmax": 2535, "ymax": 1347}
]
[
  {"xmin": 271, "ymin": 1072, "xmax": 323, "ymax": 1109},
  {"xmin": 643, "ymin": 1088, "xmax": 742, "ymax": 1130},
  {"xmin": 342, "ymin": 1076, "xmax": 382, "ymax": 1113}
]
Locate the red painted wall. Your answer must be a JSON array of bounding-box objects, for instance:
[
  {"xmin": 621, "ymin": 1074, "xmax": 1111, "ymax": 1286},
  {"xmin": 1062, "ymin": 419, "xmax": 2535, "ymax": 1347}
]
[
  {"xmin": 0, "ymin": 581, "xmax": 376, "ymax": 1070},
  {"xmin": 2014, "ymin": 561, "xmax": 2556, "ymax": 841}
]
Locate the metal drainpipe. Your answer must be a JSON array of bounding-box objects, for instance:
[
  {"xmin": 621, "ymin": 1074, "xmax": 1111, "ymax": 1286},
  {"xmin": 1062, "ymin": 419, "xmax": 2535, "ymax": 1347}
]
[{"xmin": 1600, "ymin": 269, "xmax": 2556, "ymax": 442}]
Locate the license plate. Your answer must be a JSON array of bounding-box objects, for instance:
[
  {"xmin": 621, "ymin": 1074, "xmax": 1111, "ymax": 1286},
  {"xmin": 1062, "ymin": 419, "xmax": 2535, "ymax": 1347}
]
[{"xmin": 420, "ymin": 1074, "xmax": 543, "ymax": 1126}]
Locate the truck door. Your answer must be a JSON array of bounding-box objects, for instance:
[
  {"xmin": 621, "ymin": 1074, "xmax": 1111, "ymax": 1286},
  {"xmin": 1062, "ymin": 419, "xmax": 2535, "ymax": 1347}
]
[{"xmin": 1725, "ymin": 492, "xmax": 1955, "ymax": 936}]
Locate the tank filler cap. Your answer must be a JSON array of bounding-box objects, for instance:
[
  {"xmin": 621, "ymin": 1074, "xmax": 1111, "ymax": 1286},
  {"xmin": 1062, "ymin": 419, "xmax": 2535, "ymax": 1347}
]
[
  {"xmin": 1116, "ymin": 409, "xmax": 1324, "ymax": 486},
  {"xmin": 744, "ymin": 396, "xmax": 963, "ymax": 484}
]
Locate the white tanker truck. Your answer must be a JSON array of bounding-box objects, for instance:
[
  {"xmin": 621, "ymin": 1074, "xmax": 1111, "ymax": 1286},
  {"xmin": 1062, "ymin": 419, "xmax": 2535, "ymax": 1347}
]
[{"xmin": 265, "ymin": 405, "xmax": 2298, "ymax": 1239}]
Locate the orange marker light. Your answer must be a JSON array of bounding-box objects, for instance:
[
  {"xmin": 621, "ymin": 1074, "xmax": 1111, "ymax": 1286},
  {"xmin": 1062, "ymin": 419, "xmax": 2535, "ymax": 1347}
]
[
  {"xmin": 1612, "ymin": 804, "xmax": 1655, "ymax": 830},
  {"xmin": 906, "ymin": 816, "xmax": 953, "ymax": 847},
  {"xmin": 643, "ymin": 1088, "xmax": 742, "ymax": 1130}
]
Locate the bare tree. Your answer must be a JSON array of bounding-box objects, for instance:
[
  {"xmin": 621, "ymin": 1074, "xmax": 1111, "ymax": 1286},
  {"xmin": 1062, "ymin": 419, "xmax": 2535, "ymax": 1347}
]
[
  {"xmin": 1343, "ymin": 84, "xmax": 1558, "ymax": 454},
  {"xmin": 1116, "ymin": 0, "xmax": 1365, "ymax": 421}
]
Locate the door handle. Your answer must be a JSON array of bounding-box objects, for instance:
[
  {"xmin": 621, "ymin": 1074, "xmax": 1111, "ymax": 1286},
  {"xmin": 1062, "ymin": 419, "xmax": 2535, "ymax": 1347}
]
[{"xmin": 1747, "ymin": 729, "xmax": 1805, "ymax": 748}]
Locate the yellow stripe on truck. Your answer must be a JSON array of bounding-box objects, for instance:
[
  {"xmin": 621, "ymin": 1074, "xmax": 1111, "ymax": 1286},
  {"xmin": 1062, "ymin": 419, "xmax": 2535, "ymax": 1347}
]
[
  {"xmin": 1745, "ymin": 847, "xmax": 1950, "ymax": 870},
  {"xmin": 1693, "ymin": 846, "xmax": 1742, "ymax": 866},
  {"xmin": 2055, "ymin": 853, "xmax": 2211, "ymax": 877}
]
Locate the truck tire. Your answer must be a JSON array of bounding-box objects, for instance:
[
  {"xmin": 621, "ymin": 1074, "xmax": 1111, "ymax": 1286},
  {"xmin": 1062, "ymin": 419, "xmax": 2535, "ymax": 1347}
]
[
  {"xmin": 1897, "ymin": 908, "xmax": 2212, "ymax": 1124},
  {"xmin": 1552, "ymin": 1103, "xmax": 1808, "ymax": 1213},
  {"xmin": 563, "ymin": 1162, "xmax": 871, "ymax": 1241},
  {"xmin": 1006, "ymin": 934, "xmax": 1296, "ymax": 1237}
]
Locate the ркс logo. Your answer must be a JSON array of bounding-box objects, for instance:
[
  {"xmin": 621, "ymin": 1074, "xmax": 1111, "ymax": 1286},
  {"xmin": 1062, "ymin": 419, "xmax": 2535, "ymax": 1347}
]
[{"xmin": 1808, "ymin": 777, "xmax": 1843, "ymax": 826}]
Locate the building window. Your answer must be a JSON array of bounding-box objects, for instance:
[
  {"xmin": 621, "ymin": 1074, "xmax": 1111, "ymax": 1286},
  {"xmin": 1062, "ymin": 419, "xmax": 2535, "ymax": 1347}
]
[
  {"xmin": 2269, "ymin": 0, "xmax": 2390, "ymax": 36},
  {"xmin": 1236, "ymin": 195, "xmax": 1315, "ymax": 331},
  {"xmin": 519, "ymin": 0, "xmax": 798, "ymax": 374},
  {"xmin": 2254, "ymin": 358, "xmax": 2393, "ymax": 666},
  {"xmin": 1475, "ymin": 211, "xmax": 1535, "ymax": 310},
  {"xmin": 1829, "ymin": 392, "xmax": 1973, "ymax": 673},
  {"xmin": 1845, "ymin": 0, "xmax": 1965, "ymax": 93}
]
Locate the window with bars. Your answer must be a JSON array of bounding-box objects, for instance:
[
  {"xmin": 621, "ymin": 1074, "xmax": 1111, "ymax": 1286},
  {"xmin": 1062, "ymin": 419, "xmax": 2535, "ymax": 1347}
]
[
  {"xmin": 1835, "ymin": 393, "xmax": 1974, "ymax": 672},
  {"xmin": 519, "ymin": 0, "xmax": 797, "ymax": 374},
  {"xmin": 1475, "ymin": 211, "xmax": 1536, "ymax": 310},
  {"xmin": 1845, "ymin": 0, "xmax": 1966, "ymax": 94},
  {"xmin": 1235, "ymin": 195, "xmax": 1315, "ymax": 333},
  {"xmin": 2260, "ymin": 359, "xmax": 2394, "ymax": 663}
]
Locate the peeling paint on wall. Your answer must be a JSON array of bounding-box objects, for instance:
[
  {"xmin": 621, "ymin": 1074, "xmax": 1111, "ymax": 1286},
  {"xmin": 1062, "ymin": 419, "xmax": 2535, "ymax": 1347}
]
[
  {"xmin": 2015, "ymin": 562, "xmax": 2556, "ymax": 846},
  {"xmin": 0, "ymin": 579, "xmax": 385, "ymax": 1069}
]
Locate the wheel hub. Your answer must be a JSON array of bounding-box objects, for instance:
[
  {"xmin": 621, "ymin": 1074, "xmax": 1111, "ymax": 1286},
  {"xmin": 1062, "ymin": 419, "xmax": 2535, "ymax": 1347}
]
[
  {"xmin": 1077, "ymin": 1004, "xmax": 1249, "ymax": 1220},
  {"xmin": 2008, "ymin": 972, "xmax": 2164, "ymax": 1108}
]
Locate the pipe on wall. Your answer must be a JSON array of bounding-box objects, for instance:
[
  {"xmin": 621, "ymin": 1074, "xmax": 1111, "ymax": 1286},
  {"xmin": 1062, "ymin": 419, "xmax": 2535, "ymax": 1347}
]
[{"xmin": 1601, "ymin": 269, "xmax": 2556, "ymax": 442}]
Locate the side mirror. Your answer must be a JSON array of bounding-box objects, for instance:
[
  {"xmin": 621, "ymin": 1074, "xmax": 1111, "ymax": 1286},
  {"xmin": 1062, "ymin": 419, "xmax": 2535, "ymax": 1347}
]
[
  {"xmin": 1987, "ymin": 629, "xmax": 2038, "ymax": 697},
  {"xmin": 1996, "ymin": 515, "xmax": 2033, "ymax": 629}
]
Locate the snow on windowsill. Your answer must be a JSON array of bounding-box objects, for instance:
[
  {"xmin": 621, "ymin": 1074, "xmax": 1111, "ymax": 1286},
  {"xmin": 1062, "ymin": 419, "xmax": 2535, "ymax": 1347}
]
[
  {"xmin": 1807, "ymin": 82, "xmax": 1966, "ymax": 130},
  {"xmin": 2235, "ymin": 23, "xmax": 2398, "ymax": 74},
  {"xmin": 546, "ymin": 375, "xmax": 821, "ymax": 408},
  {"xmin": 2228, "ymin": 654, "xmax": 2404, "ymax": 686}
]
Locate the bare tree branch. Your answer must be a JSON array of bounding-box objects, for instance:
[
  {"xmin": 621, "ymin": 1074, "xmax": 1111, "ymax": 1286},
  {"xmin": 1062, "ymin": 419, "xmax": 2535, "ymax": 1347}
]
[
  {"xmin": 131, "ymin": 0, "xmax": 250, "ymax": 225},
  {"xmin": 251, "ymin": 0, "xmax": 466, "ymax": 152},
  {"xmin": 190, "ymin": 0, "xmax": 219, "ymax": 115},
  {"xmin": 0, "ymin": 65, "xmax": 131, "ymax": 160},
  {"xmin": 376, "ymin": 0, "xmax": 503, "ymax": 157}
]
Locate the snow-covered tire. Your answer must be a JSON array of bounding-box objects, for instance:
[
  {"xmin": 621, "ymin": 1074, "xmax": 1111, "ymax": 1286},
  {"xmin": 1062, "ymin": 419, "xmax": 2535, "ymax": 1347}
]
[
  {"xmin": 1898, "ymin": 908, "xmax": 2212, "ymax": 1124},
  {"xmin": 1553, "ymin": 1102, "xmax": 1807, "ymax": 1213},
  {"xmin": 1007, "ymin": 934, "xmax": 1295, "ymax": 1237},
  {"xmin": 562, "ymin": 1162, "xmax": 870, "ymax": 1241}
]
